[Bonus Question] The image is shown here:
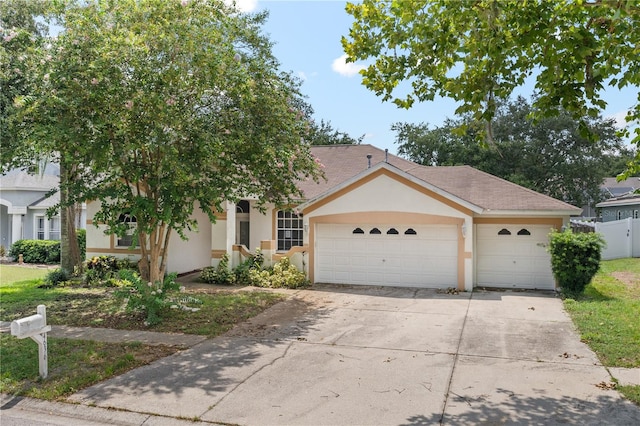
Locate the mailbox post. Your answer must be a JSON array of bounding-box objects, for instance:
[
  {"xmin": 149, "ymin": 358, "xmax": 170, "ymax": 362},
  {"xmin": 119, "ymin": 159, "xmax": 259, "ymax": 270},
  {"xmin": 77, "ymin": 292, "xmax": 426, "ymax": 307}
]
[{"xmin": 10, "ymin": 305, "xmax": 52, "ymax": 378}]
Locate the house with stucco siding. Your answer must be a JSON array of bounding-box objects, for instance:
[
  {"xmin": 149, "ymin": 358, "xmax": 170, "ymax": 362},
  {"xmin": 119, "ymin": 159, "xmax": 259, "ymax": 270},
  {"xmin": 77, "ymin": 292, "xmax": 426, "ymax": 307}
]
[{"xmin": 85, "ymin": 144, "xmax": 580, "ymax": 291}]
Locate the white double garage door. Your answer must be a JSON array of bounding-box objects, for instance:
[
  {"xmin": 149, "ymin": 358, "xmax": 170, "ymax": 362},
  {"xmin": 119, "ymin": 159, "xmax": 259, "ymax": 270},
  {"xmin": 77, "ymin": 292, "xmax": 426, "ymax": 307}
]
[{"xmin": 315, "ymin": 223, "xmax": 554, "ymax": 290}]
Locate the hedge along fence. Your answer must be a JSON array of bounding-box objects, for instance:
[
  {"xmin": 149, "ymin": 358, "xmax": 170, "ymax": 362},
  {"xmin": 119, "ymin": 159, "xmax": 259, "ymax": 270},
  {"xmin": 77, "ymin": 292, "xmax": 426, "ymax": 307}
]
[{"xmin": 8, "ymin": 229, "xmax": 87, "ymax": 264}]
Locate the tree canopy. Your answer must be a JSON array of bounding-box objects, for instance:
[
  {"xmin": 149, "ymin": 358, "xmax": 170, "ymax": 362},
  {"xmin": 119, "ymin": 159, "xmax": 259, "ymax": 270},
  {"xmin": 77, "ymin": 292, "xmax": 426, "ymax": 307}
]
[
  {"xmin": 342, "ymin": 0, "xmax": 640, "ymax": 177},
  {"xmin": 395, "ymin": 97, "xmax": 635, "ymax": 208},
  {"xmin": 8, "ymin": 0, "xmax": 322, "ymax": 282}
]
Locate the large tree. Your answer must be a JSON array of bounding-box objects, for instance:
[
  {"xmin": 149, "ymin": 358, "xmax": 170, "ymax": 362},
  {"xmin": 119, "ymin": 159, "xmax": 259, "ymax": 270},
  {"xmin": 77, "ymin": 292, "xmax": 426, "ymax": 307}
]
[
  {"xmin": 395, "ymin": 97, "xmax": 635, "ymax": 207},
  {"xmin": 342, "ymin": 0, "xmax": 640, "ymax": 176},
  {"xmin": 15, "ymin": 0, "xmax": 322, "ymax": 283},
  {"xmin": 1, "ymin": 1, "xmax": 83, "ymax": 273}
]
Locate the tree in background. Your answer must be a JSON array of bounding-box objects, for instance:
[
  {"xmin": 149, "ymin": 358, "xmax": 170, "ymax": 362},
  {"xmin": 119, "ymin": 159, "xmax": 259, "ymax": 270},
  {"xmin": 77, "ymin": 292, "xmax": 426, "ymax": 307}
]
[
  {"xmin": 343, "ymin": 0, "xmax": 640, "ymax": 177},
  {"xmin": 394, "ymin": 97, "xmax": 635, "ymax": 208},
  {"xmin": 1, "ymin": 1, "xmax": 83, "ymax": 273},
  {"xmin": 13, "ymin": 0, "xmax": 322, "ymax": 283},
  {"xmin": 306, "ymin": 119, "xmax": 364, "ymax": 145}
]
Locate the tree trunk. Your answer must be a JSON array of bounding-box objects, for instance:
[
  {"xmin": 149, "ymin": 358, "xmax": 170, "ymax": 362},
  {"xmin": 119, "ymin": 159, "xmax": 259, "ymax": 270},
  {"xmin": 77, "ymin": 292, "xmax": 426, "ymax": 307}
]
[
  {"xmin": 59, "ymin": 161, "xmax": 81, "ymax": 273},
  {"xmin": 137, "ymin": 225, "xmax": 171, "ymax": 284}
]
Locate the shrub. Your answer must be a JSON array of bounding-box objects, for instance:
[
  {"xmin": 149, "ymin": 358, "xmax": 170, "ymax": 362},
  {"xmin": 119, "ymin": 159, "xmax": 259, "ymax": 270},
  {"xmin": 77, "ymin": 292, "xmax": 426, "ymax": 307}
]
[
  {"xmin": 200, "ymin": 253, "xmax": 236, "ymax": 285},
  {"xmin": 9, "ymin": 239, "xmax": 60, "ymax": 264},
  {"xmin": 115, "ymin": 269, "xmax": 181, "ymax": 325},
  {"xmin": 43, "ymin": 268, "xmax": 70, "ymax": 287},
  {"xmin": 84, "ymin": 255, "xmax": 139, "ymax": 286},
  {"xmin": 248, "ymin": 257, "xmax": 308, "ymax": 289},
  {"xmin": 548, "ymin": 229, "xmax": 605, "ymax": 296},
  {"xmin": 234, "ymin": 249, "xmax": 264, "ymax": 284},
  {"xmin": 0, "ymin": 245, "xmax": 6, "ymax": 258}
]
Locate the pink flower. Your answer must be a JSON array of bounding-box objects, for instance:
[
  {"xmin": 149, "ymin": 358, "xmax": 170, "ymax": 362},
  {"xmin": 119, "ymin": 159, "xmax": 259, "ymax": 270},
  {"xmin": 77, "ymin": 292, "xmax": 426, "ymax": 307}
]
[
  {"xmin": 181, "ymin": 0, "xmax": 189, "ymax": 6},
  {"xmin": 91, "ymin": 78, "xmax": 98, "ymax": 85},
  {"xmin": 166, "ymin": 97, "xmax": 176, "ymax": 106},
  {"xmin": 125, "ymin": 100, "xmax": 133, "ymax": 109}
]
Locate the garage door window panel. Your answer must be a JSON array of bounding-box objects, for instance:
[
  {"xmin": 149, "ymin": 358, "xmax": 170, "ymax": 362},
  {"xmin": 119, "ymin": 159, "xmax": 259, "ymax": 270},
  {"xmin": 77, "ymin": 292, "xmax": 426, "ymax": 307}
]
[{"xmin": 517, "ymin": 229, "xmax": 531, "ymax": 235}]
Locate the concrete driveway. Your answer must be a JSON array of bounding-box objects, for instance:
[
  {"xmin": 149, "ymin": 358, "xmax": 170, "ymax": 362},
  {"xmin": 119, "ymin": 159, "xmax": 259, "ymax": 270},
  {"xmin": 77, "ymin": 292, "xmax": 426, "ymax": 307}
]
[{"xmin": 69, "ymin": 285, "xmax": 640, "ymax": 425}]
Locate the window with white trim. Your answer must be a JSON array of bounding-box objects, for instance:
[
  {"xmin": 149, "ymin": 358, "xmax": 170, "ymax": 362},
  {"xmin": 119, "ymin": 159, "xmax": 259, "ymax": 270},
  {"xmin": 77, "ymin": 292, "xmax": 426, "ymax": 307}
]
[
  {"xmin": 36, "ymin": 216, "xmax": 45, "ymax": 240},
  {"xmin": 277, "ymin": 210, "xmax": 302, "ymax": 251},
  {"xmin": 49, "ymin": 216, "xmax": 61, "ymax": 240},
  {"xmin": 117, "ymin": 213, "xmax": 137, "ymax": 247}
]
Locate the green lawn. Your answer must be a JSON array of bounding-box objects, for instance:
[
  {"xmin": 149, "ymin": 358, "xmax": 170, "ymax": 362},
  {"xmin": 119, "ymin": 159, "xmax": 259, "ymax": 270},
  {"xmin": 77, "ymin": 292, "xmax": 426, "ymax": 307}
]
[
  {"xmin": 563, "ymin": 258, "xmax": 640, "ymax": 404},
  {"xmin": 0, "ymin": 265, "xmax": 50, "ymax": 285},
  {"xmin": 0, "ymin": 264, "xmax": 286, "ymax": 399}
]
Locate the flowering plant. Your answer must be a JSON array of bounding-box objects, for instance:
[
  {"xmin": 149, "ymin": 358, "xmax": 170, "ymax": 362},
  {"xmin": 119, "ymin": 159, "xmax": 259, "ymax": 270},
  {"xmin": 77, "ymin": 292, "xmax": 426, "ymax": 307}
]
[{"xmin": 115, "ymin": 269, "xmax": 181, "ymax": 325}]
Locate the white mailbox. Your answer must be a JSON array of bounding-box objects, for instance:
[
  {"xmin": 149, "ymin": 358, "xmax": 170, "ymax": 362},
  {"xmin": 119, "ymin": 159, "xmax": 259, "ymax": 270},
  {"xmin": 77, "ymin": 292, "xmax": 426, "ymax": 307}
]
[
  {"xmin": 11, "ymin": 313, "xmax": 50, "ymax": 338},
  {"xmin": 10, "ymin": 305, "xmax": 51, "ymax": 378}
]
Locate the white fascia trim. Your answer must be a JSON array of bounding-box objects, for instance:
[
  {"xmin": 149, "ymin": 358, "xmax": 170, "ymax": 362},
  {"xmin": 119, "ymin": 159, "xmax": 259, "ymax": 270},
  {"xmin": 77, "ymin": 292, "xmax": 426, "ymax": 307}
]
[{"xmin": 299, "ymin": 161, "xmax": 484, "ymax": 214}]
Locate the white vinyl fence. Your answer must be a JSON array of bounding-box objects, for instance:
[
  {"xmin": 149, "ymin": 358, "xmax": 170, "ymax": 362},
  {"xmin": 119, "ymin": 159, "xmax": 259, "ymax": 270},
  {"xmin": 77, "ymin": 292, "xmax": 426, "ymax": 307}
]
[{"xmin": 595, "ymin": 218, "xmax": 640, "ymax": 260}]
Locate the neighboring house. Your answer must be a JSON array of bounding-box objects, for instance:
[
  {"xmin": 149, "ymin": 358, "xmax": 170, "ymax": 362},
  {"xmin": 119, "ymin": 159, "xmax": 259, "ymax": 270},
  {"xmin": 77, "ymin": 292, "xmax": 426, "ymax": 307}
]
[
  {"xmin": 596, "ymin": 194, "xmax": 640, "ymax": 222},
  {"xmin": 86, "ymin": 144, "xmax": 580, "ymax": 291},
  {"xmin": 0, "ymin": 167, "xmax": 86, "ymax": 251},
  {"xmin": 582, "ymin": 177, "xmax": 640, "ymax": 218}
]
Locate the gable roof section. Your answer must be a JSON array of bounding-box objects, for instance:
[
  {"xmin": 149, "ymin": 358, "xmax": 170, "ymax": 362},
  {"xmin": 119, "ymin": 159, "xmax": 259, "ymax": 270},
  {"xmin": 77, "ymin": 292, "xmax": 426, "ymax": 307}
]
[{"xmin": 300, "ymin": 144, "xmax": 580, "ymax": 214}]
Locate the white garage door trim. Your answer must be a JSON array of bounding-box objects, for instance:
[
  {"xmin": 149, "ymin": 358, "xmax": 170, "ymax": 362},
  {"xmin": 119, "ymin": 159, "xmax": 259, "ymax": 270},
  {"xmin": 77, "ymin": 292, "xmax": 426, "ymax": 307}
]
[
  {"xmin": 476, "ymin": 224, "xmax": 555, "ymax": 290},
  {"xmin": 315, "ymin": 223, "xmax": 458, "ymax": 288}
]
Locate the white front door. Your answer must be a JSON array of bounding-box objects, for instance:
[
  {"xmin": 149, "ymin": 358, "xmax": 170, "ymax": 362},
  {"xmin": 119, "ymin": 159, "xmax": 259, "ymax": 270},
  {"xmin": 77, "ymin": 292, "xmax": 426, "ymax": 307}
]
[{"xmin": 316, "ymin": 223, "xmax": 458, "ymax": 288}]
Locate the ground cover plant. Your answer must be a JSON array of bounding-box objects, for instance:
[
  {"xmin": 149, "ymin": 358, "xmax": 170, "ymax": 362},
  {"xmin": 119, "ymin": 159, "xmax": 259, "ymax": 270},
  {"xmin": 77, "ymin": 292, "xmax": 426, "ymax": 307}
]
[
  {"xmin": 0, "ymin": 264, "xmax": 285, "ymax": 400},
  {"xmin": 563, "ymin": 258, "xmax": 640, "ymax": 405}
]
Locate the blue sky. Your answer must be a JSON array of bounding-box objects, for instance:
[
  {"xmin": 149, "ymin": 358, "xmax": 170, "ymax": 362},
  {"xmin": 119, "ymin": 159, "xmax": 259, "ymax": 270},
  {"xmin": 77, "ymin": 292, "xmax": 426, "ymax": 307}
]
[{"xmin": 242, "ymin": 0, "xmax": 636, "ymax": 154}]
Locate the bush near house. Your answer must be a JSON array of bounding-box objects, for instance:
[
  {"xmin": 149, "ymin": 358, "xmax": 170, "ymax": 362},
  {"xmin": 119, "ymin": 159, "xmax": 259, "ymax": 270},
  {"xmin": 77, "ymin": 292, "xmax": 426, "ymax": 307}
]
[
  {"xmin": 84, "ymin": 255, "xmax": 139, "ymax": 286},
  {"xmin": 548, "ymin": 229, "xmax": 605, "ymax": 296},
  {"xmin": 9, "ymin": 240, "xmax": 60, "ymax": 264},
  {"xmin": 249, "ymin": 257, "xmax": 308, "ymax": 289},
  {"xmin": 200, "ymin": 253, "xmax": 236, "ymax": 285},
  {"xmin": 9, "ymin": 231, "xmax": 87, "ymax": 265}
]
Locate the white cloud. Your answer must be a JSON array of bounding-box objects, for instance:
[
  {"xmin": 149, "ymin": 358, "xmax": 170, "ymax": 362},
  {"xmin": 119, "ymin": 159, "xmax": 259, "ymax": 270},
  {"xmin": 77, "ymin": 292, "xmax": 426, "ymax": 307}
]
[
  {"xmin": 332, "ymin": 54, "xmax": 366, "ymax": 77},
  {"xmin": 607, "ymin": 109, "xmax": 637, "ymax": 129},
  {"xmin": 225, "ymin": 0, "xmax": 258, "ymax": 13}
]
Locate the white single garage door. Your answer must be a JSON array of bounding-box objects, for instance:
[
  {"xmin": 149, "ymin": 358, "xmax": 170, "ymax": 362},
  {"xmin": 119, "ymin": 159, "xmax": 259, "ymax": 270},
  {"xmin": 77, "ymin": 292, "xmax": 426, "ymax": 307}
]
[
  {"xmin": 476, "ymin": 224, "xmax": 555, "ymax": 290},
  {"xmin": 316, "ymin": 223, "xmax": 458, "ymax": 288}
]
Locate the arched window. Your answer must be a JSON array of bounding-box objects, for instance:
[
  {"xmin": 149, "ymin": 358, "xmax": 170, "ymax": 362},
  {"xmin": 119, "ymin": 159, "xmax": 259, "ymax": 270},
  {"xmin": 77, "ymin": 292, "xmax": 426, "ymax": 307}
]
[
  {"xmin": 498, "ymin": 228, "xmax": 511, "ymax": 235},
  {"xmin": 117, "ymin": 213, "xmax": 137, "ymax": 247},
  {"xmin": 236, "ymin": 200, "xmax": 250, "ymax": 213}
]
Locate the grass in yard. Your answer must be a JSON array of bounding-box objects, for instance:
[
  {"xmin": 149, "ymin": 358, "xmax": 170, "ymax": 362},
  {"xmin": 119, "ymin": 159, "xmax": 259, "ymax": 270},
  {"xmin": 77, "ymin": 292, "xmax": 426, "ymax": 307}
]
[
  {"xmin": 562, "ymin": 257, "xmax": 640, "ymax": 405},
  {"xmin": 0, "ymin": 334, "xmax": 178, "ymax": 399},
  {"xmin": 0, "ymin": 264, "xmax": 286, "ymax": 400},
  {"xmin": 0, "ymin": 265, "xmax": 50, "ymax": 285}
]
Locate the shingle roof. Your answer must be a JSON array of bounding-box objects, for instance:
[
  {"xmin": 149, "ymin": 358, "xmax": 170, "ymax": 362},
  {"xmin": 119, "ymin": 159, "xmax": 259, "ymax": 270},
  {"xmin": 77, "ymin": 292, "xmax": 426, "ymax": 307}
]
[
  {"xmin": 0, "ymin": 170, "xmax": 59, "ymax": 191},
  {"xmin": 301, "ymin": 144, "xmax": 579, "ymax": 213}
]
